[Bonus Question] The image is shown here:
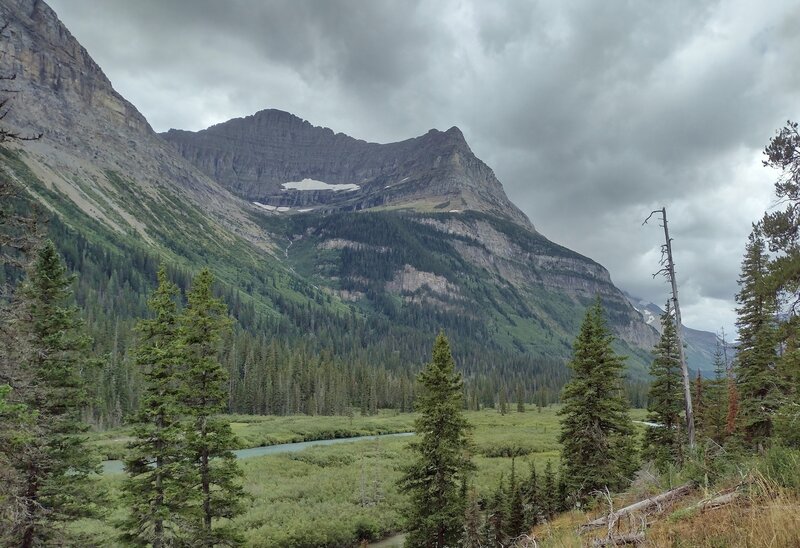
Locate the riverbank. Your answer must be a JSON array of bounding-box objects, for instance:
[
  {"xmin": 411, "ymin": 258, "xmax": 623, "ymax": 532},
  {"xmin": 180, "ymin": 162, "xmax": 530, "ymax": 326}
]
[{"xmin": 101, "ymin": 432, "xmax": 415, "ymax": 474}]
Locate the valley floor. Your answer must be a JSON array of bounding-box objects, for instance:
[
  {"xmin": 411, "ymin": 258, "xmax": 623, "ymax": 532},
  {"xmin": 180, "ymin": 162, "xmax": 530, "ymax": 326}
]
[{"xmin": 78, "ymin": 406, "xmax": 646, "ymax": 547}]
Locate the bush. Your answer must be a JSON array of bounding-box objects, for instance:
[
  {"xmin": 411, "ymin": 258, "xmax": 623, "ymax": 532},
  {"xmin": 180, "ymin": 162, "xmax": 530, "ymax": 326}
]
[{"xmin": 758, "ymin": 445, "xmax": 800, "ymax": 492}]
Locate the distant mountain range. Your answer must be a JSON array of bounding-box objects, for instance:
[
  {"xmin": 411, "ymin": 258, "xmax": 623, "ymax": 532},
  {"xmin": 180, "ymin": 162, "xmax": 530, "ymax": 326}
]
[
  {"xmin": 0, "ymin": 0, "xmax": 722, "ymax": 385},
  {"xmin": 624, "ymin": 293, "xmax": 731, "ymax": 372}
]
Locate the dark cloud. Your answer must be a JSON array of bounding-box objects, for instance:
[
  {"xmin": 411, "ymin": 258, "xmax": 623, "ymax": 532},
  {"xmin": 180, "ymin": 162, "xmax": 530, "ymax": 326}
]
[{"xmin": 48, "ymin": 0, "xmax": 800, "ymax": 335}]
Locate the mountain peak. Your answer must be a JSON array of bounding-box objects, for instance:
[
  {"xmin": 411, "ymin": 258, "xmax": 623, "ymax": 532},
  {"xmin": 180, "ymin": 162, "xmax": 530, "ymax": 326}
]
[{"xmin": 161, "ymin": 112, "xmax": 533, "ymax": 229}]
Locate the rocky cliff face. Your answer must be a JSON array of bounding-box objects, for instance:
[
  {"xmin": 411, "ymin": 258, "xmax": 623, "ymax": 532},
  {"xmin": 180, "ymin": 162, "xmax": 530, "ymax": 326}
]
[
  {"xmin": 161, "ymin": 109, "xmax": 533, "ymax": 229},
  {"xmin": 1, "ymin": 0, "xmax": 662, "ymax": 370},
  {"xmin": 0, "ymin": 0, "xmax": 268, "ymax": 249}
]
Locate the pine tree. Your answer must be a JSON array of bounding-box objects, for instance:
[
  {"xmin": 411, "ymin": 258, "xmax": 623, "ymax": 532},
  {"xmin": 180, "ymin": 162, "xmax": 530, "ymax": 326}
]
[
  {"xmin": 10, "ymin": 240, "xmax": 101, "ymax": 546},
  {"xmin": 485, "ymin": 475, "xmax": 507, "ymax": 547},
  {"xmin": 0, "ymin": 384, "xmax": 35, "ymax": 545},
  {"xmin": 499, "ymin": 388, "xmax": 508, "ymax": 415},
  {"xmin": 642, "ymin": 305, "xmax": 685, "ymax": 469},
  {"xmin": 461, "ymin": 488, "xmax": 483, "ymax": 548},
  {"xmin": 558, "ymin": 300, "xmax": 637, "ymax": 504},
  {"xmin": 541, "ymin": 459, "xmax": 556, "ymax": 519},
  {"xmin": 516, "ymin": 384, "xmax": 525, "ymax": 413},
  {"xmin": 179, "ymin": 269, "xmax": 244, "ymax": 546},
  {"xmin": 121, "ymin": 267, "xmax": 191, "ymax": 546},
  {"xmin": 521, "ymin": 462, "xmax": 541, "ymax": 529},
  {"xmin": 694, "ymin": 371, "xmax": 705, "ymax": 433},
  {"xmin": 704, "ymin": 342, "xmax": 729, "ymax": 445},
  {"xmin": 735, "ymin": 230, "xmax": 780, "ymax": 449},
  {"xmin": 400, "ymin": 331, "xmax": 474, "ymax": 548},
  {"xmin": 507, "ymin": 458, "xmax": 525, "ymax": 541}
]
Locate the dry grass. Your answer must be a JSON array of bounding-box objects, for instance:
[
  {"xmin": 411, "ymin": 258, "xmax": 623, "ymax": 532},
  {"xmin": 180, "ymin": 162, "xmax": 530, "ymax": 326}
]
[
  {"xmin": 528, "ymin": 470, "xmax": 800, "ymax": 548},
  {"xmin": 647, "ymin": 489, "xmax": 800, "ymax": 547}
]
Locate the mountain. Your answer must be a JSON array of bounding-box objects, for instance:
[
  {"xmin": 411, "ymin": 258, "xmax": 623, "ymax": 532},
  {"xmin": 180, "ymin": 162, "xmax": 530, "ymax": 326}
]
[
  {"xmin": 161, "ymin": 110, "xmax": 660, "ymax": 365},
  {"xmin": 161, "ymin": 110, "xmax": 533, "ymax": 229},
  {"xmin": 624, "ymin": 293, "xmax": 732, "ymax": 372},
  {"xmin": 0, "ymin": 0, "xmax": 271, "ymax": 253},
  {"xmin": 1, "ymin": 0, "xmax": 662, "ymax": 423}
]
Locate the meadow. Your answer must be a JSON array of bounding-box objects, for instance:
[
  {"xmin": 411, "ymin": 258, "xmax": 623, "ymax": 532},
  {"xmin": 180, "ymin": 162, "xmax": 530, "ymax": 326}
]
[{"xmin": 75, "ymin": 406, "xmax": 648, "ymax": 547}]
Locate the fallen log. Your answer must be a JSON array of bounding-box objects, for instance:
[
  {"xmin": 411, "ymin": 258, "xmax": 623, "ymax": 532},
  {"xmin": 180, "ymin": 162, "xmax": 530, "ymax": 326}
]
[
  {"xmin": 579, "ymin": 482, "xmax": 695, "ymax": 533},
  {"xmin": 592, "ymin": 533, "xmax": 645, "ymax": 547},
  {"xmin": 695, "ymin": 490, "xmax": 740, "ymax": 512}
]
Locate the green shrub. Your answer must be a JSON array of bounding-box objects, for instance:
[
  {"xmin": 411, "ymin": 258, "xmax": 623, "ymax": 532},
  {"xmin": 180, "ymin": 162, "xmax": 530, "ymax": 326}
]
[{"xmin": 758, "ymin": 445, "xmax": 800, "ymax": 492}]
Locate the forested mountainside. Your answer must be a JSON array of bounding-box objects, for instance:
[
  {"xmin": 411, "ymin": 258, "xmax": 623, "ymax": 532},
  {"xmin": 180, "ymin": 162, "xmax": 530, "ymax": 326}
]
[{"xmin": 0, "ymin": 0, "xmax": 672, "ymax": 427}]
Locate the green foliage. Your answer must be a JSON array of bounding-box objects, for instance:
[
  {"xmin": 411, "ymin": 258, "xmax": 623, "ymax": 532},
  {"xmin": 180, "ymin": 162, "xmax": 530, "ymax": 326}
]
[
  {"xmin": 643, "ymin": 304, "xmax": 686, "ymax": 470},
  {"xmin": 757, "ymin": 445, "xmax": 800, "ymax": 493},
  {"xmin": 559, "ymin": 300, "xmax": 638, "ymax": 505},
  {"xmin": 521, "ymin": 461, "xmax": 541, "ymax": 529},
  {"xmin": 400, "ymin": 332, "xmax": 475, "ymax": 548},
  {"xmin": 484, "ymin": 474, "xmax": 507, "ymax": 547},
  {"xmin": 120, "ymin": 267, "xmax": 192, "ymax": 547},
  {"xmin": 735, "ymin": 230, "xmax": 781, "ymax": 448},
  {"xmin": 5, "ymin": 240, "xmax": 102, "ymax": 546},
  {"xmin": 700, "ymin": 342, "xmax": 730, "ymax": 446},
  {"xmin": 179, "ymin": 269, "xmax": 244, "ymax": 546},
  {"xmin": 506, "ymin": 458, "xmax": 525, "ymax": 541},
  {"xmin": 461, "ymin": 488, "xmax": 483, "ymax": 548}
]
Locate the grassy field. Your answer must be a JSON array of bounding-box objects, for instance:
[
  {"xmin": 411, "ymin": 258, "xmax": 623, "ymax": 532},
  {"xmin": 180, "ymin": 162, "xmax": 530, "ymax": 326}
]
[
  {"xmin": 75, "ymin": 406, "xmax": 648, "ymax": 547},
  {"xmin": 88, "ymin": 411, "xmax": 418, "ymax": 460}
]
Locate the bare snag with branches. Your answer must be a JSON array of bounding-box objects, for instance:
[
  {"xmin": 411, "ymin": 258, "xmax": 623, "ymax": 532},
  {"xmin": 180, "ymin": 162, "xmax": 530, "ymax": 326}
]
[{"xmin": 643, "ymin": 207, "xmax": 696, "ymax": 449}]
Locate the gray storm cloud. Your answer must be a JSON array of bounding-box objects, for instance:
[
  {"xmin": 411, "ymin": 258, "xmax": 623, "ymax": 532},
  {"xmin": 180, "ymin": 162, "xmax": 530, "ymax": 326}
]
[{"xmin": 49, "ymin": 0, "xmax": 800, "ymax": 335}]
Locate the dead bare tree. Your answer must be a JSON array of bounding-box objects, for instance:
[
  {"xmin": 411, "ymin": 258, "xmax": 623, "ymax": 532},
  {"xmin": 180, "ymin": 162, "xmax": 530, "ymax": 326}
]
[{"xmin": 644, "ymin": 207, "xmax": 696, "ymax": 449}]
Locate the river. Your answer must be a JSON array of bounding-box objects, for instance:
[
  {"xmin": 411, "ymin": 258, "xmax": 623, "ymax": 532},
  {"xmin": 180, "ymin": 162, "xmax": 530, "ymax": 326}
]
[{"xmin": 101, "ymin": 431, "xmax": 414, "ymax": 474}]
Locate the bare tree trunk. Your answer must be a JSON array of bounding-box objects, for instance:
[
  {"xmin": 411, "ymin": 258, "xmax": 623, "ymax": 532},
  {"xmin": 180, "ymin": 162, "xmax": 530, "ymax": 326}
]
[
  {"xmin": 578, "ymin": 482, "xmax": 694, "ymax": 533},
  {"xmin": 646, "ymin": 208, "xmax": 695, "ymax": 448}
]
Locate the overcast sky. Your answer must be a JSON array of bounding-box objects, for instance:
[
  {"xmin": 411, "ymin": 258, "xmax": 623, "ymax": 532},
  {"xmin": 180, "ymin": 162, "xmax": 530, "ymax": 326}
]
[{"xmin": 49, "ymin": 0, "xmax": 799, "ymax": 336}]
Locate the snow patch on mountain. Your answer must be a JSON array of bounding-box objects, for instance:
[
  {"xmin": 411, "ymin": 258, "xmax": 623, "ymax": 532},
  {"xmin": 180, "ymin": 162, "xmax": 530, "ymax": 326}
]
[{"xmin": 282, "ymin": 179, "xmax": 360, "ymax": 192}]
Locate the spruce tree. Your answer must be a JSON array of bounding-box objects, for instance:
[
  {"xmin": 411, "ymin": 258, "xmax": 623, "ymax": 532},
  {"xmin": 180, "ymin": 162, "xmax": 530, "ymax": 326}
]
[
  {"xmin": 461, "ymin": 488, "xmax": 483, "ymax": 548},
  {"xmin": 399, "ymin": 331, "xmax": 474, "ymax": 548},
  {"xmin": 541, "ymin": 459, "xmax": 556, "ymax": 520},
  {"xmin": 521, "ymin": 462, "xmax": 541, "ymax": 529},
  {"xmin": 180, "ymin": 269, "xmax": 244, "ymax": 546},
  {"xmin": 484, "ymin": 475, "xmax": 507, "ymax": 547},
  {"xmin": 704, "ymin": 342, "xmax": 729, "ymax": 444},
  {"xmin": 11, "ymin": 240, "xmax": 101, "ymax": 546},
  {"xmin": 0, "ymin": 385, "xmax": 35, "ymax": 545},
  {"xmin": 498, "ymin": 388, "xmax": 508, "ymax": 415},
  {"xmin": 757, "ymin": 121, "xmax": 800, "ymax": 446},
  {"xmin": 558, "ymin": 300, "xmax": 637, "ymax": 504},
  {"xmin": 121, "ymin": 267, "xmax": 191, "ymax": 546},
  {"xmin": 642, "ymin": 305, "xmax": 685, "ymax": 469},
  {"xmin": 516, "ymin": 384, "xmax": 525, "ymax": 413},
  {"xmin": 507, "ymin": 459, "xmax": 525, "ymax": 541},
  {"xmin": 735, "ymin": 230, "xmax": 780, "ymax": 449}
]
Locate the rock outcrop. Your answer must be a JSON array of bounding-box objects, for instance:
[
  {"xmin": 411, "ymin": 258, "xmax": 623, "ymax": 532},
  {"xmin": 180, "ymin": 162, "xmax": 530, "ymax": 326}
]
[
  {"xmin": 161, "ymin": 109, "xmax": 533, "ymax": 229},
  {"xmin": 0, "ymin": 0, "xmax": 269, "ymax": 249}
]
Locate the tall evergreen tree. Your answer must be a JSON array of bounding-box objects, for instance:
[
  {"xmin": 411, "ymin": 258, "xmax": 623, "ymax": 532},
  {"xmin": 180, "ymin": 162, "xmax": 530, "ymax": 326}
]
[
  {"xmin": 521, "ymin": 462, "xmax": 541, "ymax": 529},
  {"xmin": 121, "ymin": 267, "xmax": 191, "ymax": 547},
  {"xmin": 484, "ymin": 475, "xmax": 507, "ymax": 548},
  {"xmin": 559, "ymin": 300, "xmax": 637, "ymax": 504},
  {"xmin": 703, "ymin": 342, "xmax": 729, "ymax": 444},
  {"xmin": 9, "ymin": 240, "xmax": 101, "ymax": 546},
  {"xmin": 760, "ymin": 121, "xmax": 800, "ymax": 447},
  {"xmin": 0, "ymin": 384, "xmax": 35, "ymax": 545},
  {"xmin": 541, "ymin": 459, "xmax": 556, "ymax": 520},
  {"xmin": 180, "ymin": 269, "xmax": 244, "ymax": 546},
  {"xmin": 506, "ymin": 459, "xmax": 525, "ymax": 541},
  {"xmin": 735, "ymin": 230, "xmax": 780, "ymax": 448},
  {"xmin": 516, "ymin": 384, "xmax": 525, "ymax": 413},
  {"xmin": 643, "ymin": 304, "xmax": 685, "ymax": 468},
  {"xmin": 461, "ymin": 488, "xmax": 483, "ymax": 548},
  {"xmin": 400, "ymin": 331, "xmax": 474, "ymax": 548}
]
